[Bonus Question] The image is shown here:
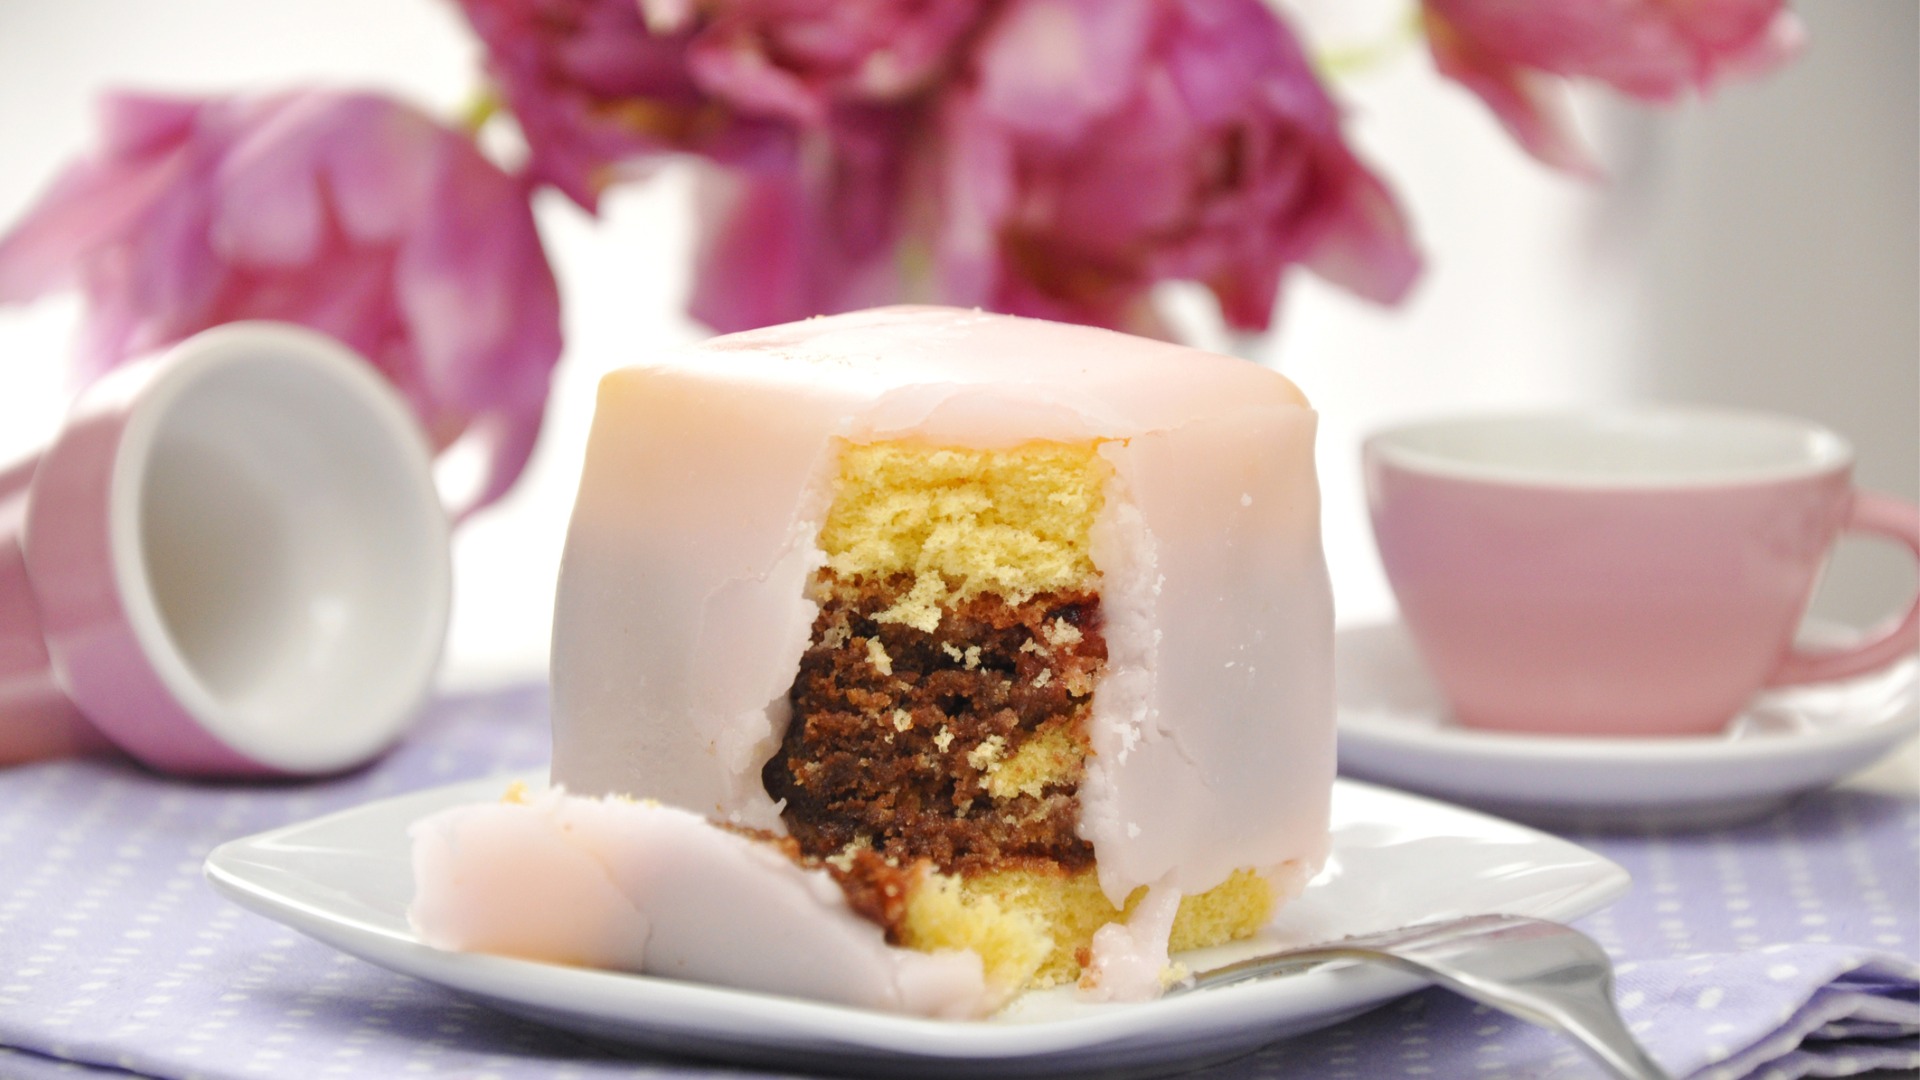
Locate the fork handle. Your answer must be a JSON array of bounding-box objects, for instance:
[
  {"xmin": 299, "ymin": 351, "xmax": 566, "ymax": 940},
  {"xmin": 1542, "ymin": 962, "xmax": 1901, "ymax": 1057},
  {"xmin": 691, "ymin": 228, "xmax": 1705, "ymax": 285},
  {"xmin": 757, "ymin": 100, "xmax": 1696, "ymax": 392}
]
[
  {"xmin": 1193, "ymin": 947, "xmax": 1671, "ymax": 1080},
  {"xmin": 1390, "ymin": 956, "xmax": 1671, "ymax": 1080}
]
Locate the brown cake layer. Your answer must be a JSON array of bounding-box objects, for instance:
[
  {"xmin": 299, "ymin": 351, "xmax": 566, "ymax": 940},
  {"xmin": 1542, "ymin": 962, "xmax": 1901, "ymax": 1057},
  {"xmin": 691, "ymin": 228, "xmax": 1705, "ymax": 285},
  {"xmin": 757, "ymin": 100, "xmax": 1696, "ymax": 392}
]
[
  {"xmin": 764, "ymin": 571, "xmax": 1107, "ymax": 878},
  {"xmin": 721, "ymin": 822, "xmax": 926, "ymax": 942}
]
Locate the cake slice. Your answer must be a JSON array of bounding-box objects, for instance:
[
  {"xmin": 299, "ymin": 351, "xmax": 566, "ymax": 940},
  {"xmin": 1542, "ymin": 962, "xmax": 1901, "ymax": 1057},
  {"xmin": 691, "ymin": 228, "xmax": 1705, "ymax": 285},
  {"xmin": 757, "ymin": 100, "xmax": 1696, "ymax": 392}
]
[
  {"xmin": 540, "ymin": 306, "xmax": 1335, "ymax": 1003},
  {"xmin": 409, "ymin": 784, "xmax": 1002, "ymax": 1017}
]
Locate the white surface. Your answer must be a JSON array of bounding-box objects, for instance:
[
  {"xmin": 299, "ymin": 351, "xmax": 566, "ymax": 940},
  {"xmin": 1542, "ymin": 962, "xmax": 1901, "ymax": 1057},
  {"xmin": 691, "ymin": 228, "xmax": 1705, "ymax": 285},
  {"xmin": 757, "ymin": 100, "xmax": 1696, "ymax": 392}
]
[
  {"xmin": 1337, "ymin": 621, "xmax": 1920, "ymax": 828},
  {"xmin": 204, "ymin": 774, "xmax": 1628, "ymax": 1078}
]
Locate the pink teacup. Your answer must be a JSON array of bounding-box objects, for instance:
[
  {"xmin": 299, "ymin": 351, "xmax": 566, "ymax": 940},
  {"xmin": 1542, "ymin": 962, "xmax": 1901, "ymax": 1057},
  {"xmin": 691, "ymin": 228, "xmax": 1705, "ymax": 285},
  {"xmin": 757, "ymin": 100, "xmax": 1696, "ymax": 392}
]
[
  {"xmin": 1364, "ymin": 407, "xmax": 1920, "ymax": 737},
  {"xmin": 0, "ymin": 322, "xmax": 451, "ymax": 775}
]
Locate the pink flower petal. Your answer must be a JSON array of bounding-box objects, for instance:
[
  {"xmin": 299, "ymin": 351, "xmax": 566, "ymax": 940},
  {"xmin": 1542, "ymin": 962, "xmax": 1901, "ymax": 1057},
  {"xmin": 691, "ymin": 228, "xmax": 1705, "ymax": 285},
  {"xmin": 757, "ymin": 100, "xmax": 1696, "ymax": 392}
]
[
  {"xmin": 1708, "ymin": 8, "xmax": 1805, "ymax": 83},
  {"xmin": 937, "ymin": 0, "xmax": 1419, "ymax": 332},
  {"xmin": 97, "ymin": 94, "xmax": 203, "ymax": 158},
  {"xmin": 688, "ymin": 168, "xmax": 819, "ymax": 332},
  {"xmin": 118, "ymin": 177, "xmax": 226, "ymax": 335},
  {"xmin": 1425, "ymin": 8, "xmax": 1603, "ymax": 178},
  {"xmin": 687, "ymin": 27, "xmax": 828, "ymax": 125},
  {"xmin": 0, "ymin": 88, "xmax": 564, "ymax": 515},
  {"xmin": 1422, "ymin": 0, "xmax": 1803, "ymax": 169},
  {"xmin": 0, "ymin": 94, "xmax": 209, "ymax": 302},
  {"xmin": 322, "ymin": 98, "xmax": 441, "ymax": 244},
  {"xmin": 0, "ymin": 156, "xmax": 177, "ymax": 301},
  {"xmin": 395, "ymin": 137, "xmax": 560, "ymax": 417},
  {"xmin": 933, "ymin": 97, "xmax": 1017, "ymax": 309},
  {"xmin": 676, "ymin": 0, "xmax": 981, "ymax": 125},
  {"xmin": 1301, "ymin": 165, "xmax": 1423, "ymax": 308},
  {"xmin": 451, "ymin": 0, "xmax": 799, "ymax": 212},
  {"xmin": 686, "ymin": 102, "xmax": 913, "ymax": 333},
  {"xmin": 210, "ymin": 96, "xmax": 331, "ymax": 266},
  {"xmin": 444, "ymin": 404, "xmax": 546, "ymax": 523},
  {"xmin": 974, "ymin": 0, "xmax": 1158, "ymax": 141}
]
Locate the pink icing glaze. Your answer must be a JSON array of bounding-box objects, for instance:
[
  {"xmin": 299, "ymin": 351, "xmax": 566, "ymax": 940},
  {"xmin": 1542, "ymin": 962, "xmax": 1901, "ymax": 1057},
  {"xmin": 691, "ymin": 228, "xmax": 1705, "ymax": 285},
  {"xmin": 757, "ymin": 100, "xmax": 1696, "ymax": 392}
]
[
  {"xmin": 409, "ymin": 789, "xmax": 994, "ymax": 1018},
  {"xmin": 1079, "ymin": 882, "xmax": 1183, "ymax": 1003}
]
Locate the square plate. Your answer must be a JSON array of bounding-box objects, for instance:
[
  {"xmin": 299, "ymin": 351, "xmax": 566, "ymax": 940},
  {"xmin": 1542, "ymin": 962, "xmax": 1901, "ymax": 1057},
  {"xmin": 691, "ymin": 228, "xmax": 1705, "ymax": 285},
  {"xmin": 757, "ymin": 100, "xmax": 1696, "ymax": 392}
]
[{"xmin": 205, "ymin": 776, "xmax": 1628, "ymax": 1079}]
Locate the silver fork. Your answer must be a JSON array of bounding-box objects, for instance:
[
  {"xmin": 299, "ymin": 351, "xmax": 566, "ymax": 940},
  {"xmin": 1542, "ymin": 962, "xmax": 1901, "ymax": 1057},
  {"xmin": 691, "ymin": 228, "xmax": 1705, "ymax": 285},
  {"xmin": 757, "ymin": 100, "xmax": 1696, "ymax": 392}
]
[{"xmin": 1178, "ymin": 913, "xmax": 1671, "ymax": 1080}]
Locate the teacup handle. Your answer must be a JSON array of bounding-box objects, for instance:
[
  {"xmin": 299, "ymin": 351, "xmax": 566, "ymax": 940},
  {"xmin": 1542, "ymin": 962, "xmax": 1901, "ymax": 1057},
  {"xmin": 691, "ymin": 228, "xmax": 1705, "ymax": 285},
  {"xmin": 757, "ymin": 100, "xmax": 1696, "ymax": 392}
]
[
  {"xmin": 1767, "ymin": 490, "xmax": 1920, "ymax": 686},
  {"xmin": 0, "ymin": 450, "xmax": 118, "ymax": 763}
]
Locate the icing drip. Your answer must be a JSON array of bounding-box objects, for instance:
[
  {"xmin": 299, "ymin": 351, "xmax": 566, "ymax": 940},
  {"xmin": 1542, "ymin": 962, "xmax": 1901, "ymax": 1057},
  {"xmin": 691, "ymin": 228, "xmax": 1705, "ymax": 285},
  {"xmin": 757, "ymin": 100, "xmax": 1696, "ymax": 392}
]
[{"xmin": 1077, "ymin": 880, "xmax": 1184, "ymax": 1001}]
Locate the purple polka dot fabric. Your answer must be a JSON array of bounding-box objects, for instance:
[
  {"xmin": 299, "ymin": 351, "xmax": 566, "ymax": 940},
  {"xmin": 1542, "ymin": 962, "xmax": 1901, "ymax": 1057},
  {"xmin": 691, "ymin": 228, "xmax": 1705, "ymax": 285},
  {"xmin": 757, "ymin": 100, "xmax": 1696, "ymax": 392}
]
[{"xmin": 0, "ymin": 686, "xmax": 1913, "ymax": 1079}]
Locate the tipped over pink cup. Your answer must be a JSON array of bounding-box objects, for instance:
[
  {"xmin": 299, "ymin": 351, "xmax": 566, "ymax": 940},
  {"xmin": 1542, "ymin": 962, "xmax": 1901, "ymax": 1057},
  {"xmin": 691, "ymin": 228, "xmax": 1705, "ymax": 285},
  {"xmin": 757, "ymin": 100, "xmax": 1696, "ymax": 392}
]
[
  {"xmin": 0, "ymin": 322, "xmax": 451, "ymax": 776},
  {"xmin": 1365, "ymin": 407, "xmax": 1920, "ymax": 738}
]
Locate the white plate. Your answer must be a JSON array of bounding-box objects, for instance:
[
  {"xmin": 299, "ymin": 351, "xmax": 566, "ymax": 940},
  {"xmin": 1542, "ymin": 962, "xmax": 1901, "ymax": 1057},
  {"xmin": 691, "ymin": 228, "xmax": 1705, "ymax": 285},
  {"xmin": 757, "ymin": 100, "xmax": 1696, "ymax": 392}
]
[
  {"xmin": 205, "ymin": 775, "xmax": 1627, "ymax": 1079},
  {"xmin": 1337, "ymin": 620, "xmax": 1920, "ymax": 829}
]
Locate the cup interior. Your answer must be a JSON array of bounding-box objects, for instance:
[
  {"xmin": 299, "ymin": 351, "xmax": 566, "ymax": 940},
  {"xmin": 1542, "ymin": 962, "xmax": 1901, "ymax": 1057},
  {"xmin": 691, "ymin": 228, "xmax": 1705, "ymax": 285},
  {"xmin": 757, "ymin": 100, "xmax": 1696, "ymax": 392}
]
[
  {"xmin": 116, "ymin": 327, "xmax": 450, "ymax": 773},
  {"xmin": 1367, "ymin": 408, "xmax": 1853, "ymax": 487}
]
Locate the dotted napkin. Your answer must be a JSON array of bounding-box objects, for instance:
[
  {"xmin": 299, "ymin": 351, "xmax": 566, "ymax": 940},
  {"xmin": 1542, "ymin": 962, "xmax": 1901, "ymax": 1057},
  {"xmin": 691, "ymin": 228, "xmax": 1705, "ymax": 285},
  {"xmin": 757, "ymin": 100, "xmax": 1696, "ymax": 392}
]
[{"xmin": 0, "ymin": 686, "xmax": 1914, "ymax": 1080}]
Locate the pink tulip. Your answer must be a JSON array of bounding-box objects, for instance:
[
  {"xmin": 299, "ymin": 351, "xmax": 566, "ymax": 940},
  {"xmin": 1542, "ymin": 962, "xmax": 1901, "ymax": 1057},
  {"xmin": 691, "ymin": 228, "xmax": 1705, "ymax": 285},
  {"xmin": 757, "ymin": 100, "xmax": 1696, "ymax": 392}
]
[
  {"xmin": 686, "ymin": 112, "xmax": 916, "ymax": 333},
  {"xmin": 1423, "ymin": 0, "xmax": 1804, "ymax": 174},
  {"xmin": 452, "ymin": 0, "xmax": 970, "ymax": 334},
  {"xmin": 644, "ymin": 0, "xmax": 981, "ymax": 126},
  {"xmin": 453, "ymin": 0, "xmax": 796, "ymax": 211},
  {"xmin": 934, "ymin": 0, "xmax": 1421, "ymax": 334},
  {"xmin": 0, "ymin": 90, "xmax": 562, "ymax": 516}
]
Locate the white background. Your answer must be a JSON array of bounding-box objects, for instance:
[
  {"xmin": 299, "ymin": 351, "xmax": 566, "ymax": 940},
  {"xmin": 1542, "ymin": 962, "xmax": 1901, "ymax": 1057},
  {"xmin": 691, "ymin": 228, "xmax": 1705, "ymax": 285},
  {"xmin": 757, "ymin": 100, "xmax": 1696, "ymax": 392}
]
[{"xmin": 0, "ymin": 0, "xmax": 1911, "ymax": 692}]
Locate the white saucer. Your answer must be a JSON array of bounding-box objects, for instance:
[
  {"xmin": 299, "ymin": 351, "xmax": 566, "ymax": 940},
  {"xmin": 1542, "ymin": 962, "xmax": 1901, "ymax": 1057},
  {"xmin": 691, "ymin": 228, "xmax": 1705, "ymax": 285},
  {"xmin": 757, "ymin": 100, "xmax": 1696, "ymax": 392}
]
[
  {"xmin": 1336, "ymin": 620, "xmax": 1920, "ymax": 828},
  {"xmin": 204, "ymin": 775, "xmax": 1626, "ymax": 1078}
]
